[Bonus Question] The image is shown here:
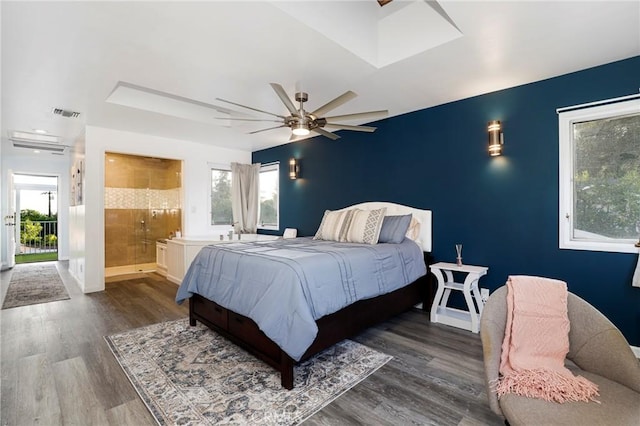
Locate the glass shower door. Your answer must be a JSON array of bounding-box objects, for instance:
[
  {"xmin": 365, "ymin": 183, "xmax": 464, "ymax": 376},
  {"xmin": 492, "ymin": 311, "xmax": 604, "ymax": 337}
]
[{"xmin": 133, "ymin": 171, "xmax": 153, "ymax": 272}]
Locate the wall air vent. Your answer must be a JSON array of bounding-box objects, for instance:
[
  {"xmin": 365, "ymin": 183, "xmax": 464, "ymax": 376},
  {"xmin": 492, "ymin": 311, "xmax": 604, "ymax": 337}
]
[
  {"xmin": 9, "ymin": 130, "xmax": 68, "ymax": 153},
  {"xmin": 12, "ymin": 141, "xmax": 67, "ymax": 153},
  {"xmin": 52, "ymin": 108, "xmax": 81, "ymax": 118}
]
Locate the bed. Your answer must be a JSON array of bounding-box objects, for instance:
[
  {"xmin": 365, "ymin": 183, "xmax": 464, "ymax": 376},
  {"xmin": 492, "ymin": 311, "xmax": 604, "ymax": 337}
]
[{"xmin": 176, "ymin": 202, "xmax": 433, "ymax": 389}]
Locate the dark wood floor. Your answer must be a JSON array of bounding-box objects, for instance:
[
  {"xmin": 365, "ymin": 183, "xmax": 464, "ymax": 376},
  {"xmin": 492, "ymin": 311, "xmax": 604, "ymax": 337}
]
[{"xmin": 1, "ymin": 261, "xmax": 503, "ymax": 425}]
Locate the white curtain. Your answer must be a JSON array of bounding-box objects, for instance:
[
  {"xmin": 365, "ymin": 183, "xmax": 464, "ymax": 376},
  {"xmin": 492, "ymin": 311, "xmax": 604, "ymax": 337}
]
[{"xmin": 231, "ymin": 162, "xmax": 260, "ymax": 234}]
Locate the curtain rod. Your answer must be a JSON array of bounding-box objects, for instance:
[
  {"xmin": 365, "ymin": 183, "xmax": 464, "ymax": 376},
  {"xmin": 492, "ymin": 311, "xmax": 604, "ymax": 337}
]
[{"xmin": 556, "ymin": 92, "xmax": 640, "ymax": 114}]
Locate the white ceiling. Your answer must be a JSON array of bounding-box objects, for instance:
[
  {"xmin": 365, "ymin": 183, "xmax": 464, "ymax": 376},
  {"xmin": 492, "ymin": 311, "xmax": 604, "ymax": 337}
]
[{"xmin": 2, "ymin": 1, "xmax": 639, "ymax": 157}]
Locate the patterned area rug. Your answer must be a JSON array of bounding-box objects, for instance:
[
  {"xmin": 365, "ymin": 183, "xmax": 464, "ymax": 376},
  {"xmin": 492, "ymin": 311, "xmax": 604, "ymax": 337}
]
[
  {"xmin": 2, "ymin": 263, "xmax": 70, "ymax": 309},
  {"xmin": 106, "ymin": 318, "xmax": 392, "ymax": 425}
]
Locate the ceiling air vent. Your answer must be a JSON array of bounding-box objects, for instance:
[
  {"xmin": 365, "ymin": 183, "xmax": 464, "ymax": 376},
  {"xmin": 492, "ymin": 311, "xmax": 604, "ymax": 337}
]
[{"xmin": 52, "ymin": 108, "xmax": 80, "ymax": 118}]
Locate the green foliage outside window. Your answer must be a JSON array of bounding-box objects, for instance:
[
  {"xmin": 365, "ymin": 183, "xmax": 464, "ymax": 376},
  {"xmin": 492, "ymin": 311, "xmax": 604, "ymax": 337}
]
[
  {"xmin": 21, "ymin": 209, "xmax": 56, "ymax": 221},
  {"xmin": 45, "ymin": 234, "xmax": 58, "ymax": 246},
  {"xmin": 258, "ymin": 166, "xmax": 279, "ymax": 228},
  {"xmin": 260, "ymin": 194, "xmax": 278, "ymax": 226},
  {"xmin": 211, "ymin": 165, "xmax": 279, "ymax": 229},
  {"xmin": 211, "ymin": 170, "xmax": 233, "ymax": 225},
  {"xmin": 21, "ymin": 219, "xmax": 43, "ymax": 245},
  {"xmin": 573, "ymin": 113, "xmax": 640, "ymax": 239}
]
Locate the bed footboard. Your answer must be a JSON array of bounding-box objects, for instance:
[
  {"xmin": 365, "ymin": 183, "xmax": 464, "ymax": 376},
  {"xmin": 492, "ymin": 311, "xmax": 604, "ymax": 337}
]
[
  {"xmin": 189, "ymin": 295, "xmax": 295, "ymax": 389},
  {"xmin": 188, "ymin": 270, "xmax": 432, "ymax": 389}
]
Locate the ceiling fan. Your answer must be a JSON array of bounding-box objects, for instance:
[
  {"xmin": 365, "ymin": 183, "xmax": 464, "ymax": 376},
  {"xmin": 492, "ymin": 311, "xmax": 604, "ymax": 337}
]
[{"xmin": 215, "ymin": 83, "xmax": 388, "ymax": 141}]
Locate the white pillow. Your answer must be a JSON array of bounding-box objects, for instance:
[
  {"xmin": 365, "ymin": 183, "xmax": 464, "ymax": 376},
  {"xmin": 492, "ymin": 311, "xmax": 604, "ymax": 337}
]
[
  {"xmin": 342, "ymin": 208, "xmax": 387, "ymax": 245},
  {"xmin": 405, "ymin": 216, "xmax": 421, "ymax": 241}
]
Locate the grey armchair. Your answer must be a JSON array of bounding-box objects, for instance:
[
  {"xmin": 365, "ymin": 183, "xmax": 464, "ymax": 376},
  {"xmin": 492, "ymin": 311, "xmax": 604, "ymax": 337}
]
[{"xmin": 480, "ymin": 285, "xmax": 640, "ymax": 425}]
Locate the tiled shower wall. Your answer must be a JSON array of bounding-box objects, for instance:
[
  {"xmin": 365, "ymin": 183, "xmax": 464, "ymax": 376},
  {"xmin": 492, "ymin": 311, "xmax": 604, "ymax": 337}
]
[{"xmin": 104, "ymin": 153, "xmax": 182, "ymax": 268}]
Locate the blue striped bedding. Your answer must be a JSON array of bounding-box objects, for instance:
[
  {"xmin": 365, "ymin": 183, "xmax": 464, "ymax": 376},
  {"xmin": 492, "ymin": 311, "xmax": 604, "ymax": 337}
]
[{"xmin": 176, "ymin": 237, "xmax": 426, "ymax": 361}]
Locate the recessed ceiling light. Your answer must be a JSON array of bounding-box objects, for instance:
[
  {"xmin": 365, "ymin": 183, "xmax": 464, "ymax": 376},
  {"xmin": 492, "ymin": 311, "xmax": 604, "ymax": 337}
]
[
  {"xmin": 33, "ymin": 150, "xmax": 41, "ymax": 154},
  {"xmin": 33, "ymin": 129, "xmax": 48, "ymax": 134}
]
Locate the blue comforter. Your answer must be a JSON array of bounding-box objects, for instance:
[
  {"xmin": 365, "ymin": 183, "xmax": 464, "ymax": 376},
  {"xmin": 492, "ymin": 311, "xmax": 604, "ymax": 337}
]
[{"xmin": 175, "ymin": 237, "xmax": 426, "ymax": 361}]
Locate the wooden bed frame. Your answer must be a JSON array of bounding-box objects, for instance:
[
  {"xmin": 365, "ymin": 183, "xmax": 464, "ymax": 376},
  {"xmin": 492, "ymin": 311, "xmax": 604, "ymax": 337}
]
[
  {"xmin": 189, "ymin": 261, "xmax": 433, "ymax": 389},
  {"xmin": 188, "ymin": 202, "xmax": 434, "ymax": 389}
]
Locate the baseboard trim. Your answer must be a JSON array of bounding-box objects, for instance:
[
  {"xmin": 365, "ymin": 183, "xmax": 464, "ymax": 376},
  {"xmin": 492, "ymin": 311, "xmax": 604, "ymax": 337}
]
[{"xmin": 631, "ymin": 345, "xmax": 640, "ymax": 358}]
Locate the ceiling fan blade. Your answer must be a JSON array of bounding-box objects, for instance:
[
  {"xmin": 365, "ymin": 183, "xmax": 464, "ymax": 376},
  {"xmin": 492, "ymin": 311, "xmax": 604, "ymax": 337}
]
[
  {"xmin": 215, "ymin": 97, "xmax": 286, "ymax": 119},
  {"xmin": 248, "ymin": 125, "xmax": 287, "ymax": 134},
  {"xmin": 324, "ymin": 110, "xmax": 388, "ymax": 122},
  {"xmin": 312, "ymin": 127, "xmax": 340, "ymax": 140},
  {"xmin": 310, "ymin": 91, "xmax": 357, "ymax": 117},
  {"xmin": 270, "ymin": 83, "xmax": 299, "ymax": 116},
  {"xmin": 324, "ymin": 123, "xmax": 377, "ymax": 132},
  {"xmin": 214, "ymin": 117, "xmax": 282, "ymax": 123}
]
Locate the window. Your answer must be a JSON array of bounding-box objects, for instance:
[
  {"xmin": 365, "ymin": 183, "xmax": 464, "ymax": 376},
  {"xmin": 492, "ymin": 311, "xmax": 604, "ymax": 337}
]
[
  {"xmin": 559, "ymin": 97, "xmax": 640, "ymax": 253},
  {"xmin": 210, "ymin": 168, "xmax": 232, "ymax": 225},
  {"xmin": 258, "ymin": 163, "xmax": 279, "ymax": 230},
  {"xmin": 210, "ymin": 163, "xmax": 279, "ymax": 230}
]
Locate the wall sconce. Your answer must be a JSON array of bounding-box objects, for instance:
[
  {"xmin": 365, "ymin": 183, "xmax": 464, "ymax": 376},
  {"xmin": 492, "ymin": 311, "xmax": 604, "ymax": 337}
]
[
  {"xmin": 289, "ymin": 158, "xmax": 300, "ymax": 179},
  {"xmin": 488, "ymin": 120, "xmax": 504, "ymax": 156}
]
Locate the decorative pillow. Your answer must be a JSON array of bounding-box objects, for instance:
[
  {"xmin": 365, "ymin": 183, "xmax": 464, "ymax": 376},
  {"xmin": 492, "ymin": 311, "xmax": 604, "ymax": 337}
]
[
  {"xmin": 405, "ymin": 216, "xmax": 421, "ymax": 241},
  {"xmin": 378, "ymin": 214, "xmax": 412, "ymax": 244},
  {"xmin": 313, "ymin": 209, "xmax": 354, "ymax": 242},
  {"xmin": 342, "ymin": 208, "xmax": 387, "ymax": 245}
]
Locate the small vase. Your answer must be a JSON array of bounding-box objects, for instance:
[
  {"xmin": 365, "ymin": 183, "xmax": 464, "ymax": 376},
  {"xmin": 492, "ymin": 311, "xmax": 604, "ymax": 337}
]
[{"xmin": 455, "ymin": 244, "xmax": 463, "ymax": 266}]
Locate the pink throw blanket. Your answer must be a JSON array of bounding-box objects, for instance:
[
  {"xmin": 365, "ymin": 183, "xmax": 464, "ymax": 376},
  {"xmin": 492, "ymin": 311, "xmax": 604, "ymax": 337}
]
[{"xmin": 496, "ymin": 275, "xmax": 599, "ymax": 403}]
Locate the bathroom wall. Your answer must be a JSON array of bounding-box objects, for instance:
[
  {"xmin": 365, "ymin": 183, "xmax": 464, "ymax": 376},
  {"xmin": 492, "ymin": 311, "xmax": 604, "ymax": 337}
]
[{"xmin": 104, "ymin": 152, "xmax": 182, "ymax": 268}]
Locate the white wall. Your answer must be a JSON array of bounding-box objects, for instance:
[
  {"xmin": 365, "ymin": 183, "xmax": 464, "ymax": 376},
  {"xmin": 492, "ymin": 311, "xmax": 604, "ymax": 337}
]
[
  {"xmin": 67, "ymin": 143, "xmax": 86, "ymax": 287},
  {"xmin": 1, "ymin": 152, "xmax": 71, "ymax": 269},
  {"xmin": 0, "ymin": 1, "xmax": 3, "ymax": 269},
  {"xmin": 74, "ymin": 126, "xmax": 251, "ymax": 292}
]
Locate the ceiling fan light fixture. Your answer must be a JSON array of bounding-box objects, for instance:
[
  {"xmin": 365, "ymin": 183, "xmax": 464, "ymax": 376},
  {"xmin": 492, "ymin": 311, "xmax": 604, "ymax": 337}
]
[
  {"xmin": 292, "ymin": 122, "xmax": 310, "ymax": 136},
  {"xmin": 215, "ymin": 83, "xmax": 386, "ymax": 141}
]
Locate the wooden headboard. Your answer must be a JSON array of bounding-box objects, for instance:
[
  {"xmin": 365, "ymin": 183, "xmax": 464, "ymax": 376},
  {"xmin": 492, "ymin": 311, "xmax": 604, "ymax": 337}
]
[{"xmin": 337, "ymin": 201, "xmax": 432, "ymax": 252}]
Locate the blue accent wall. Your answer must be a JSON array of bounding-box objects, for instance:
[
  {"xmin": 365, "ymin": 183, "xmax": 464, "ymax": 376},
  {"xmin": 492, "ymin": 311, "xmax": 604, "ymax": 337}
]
[{"xmin": 253, "ymin": 56, "xmax": 640, "ymax": 346}]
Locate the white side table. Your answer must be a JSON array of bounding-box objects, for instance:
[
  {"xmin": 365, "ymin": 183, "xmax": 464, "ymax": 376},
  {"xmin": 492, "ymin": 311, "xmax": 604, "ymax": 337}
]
[{"xmin": 430, "ymin": 262, "xmax": 488, "ymax": 333}]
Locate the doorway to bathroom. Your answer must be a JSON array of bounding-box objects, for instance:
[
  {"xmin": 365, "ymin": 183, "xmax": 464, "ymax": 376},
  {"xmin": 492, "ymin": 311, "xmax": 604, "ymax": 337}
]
[{"xmin": 104, "ymin": 152, "xmax": 182, "ymax": 277}]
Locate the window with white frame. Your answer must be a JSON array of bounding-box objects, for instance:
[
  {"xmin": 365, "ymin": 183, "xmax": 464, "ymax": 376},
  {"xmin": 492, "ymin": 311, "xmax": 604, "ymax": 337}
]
[
  {"xmin": 210, "ymin": 163, "xmax": 279, "ymax": 229},
  {"xmin": 559, "ymin": 97, "xmax": 640, "ymax": 253},
  {"xmin": 258, "ymin": 163, "xmax": 279, "ymax": 230}
]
